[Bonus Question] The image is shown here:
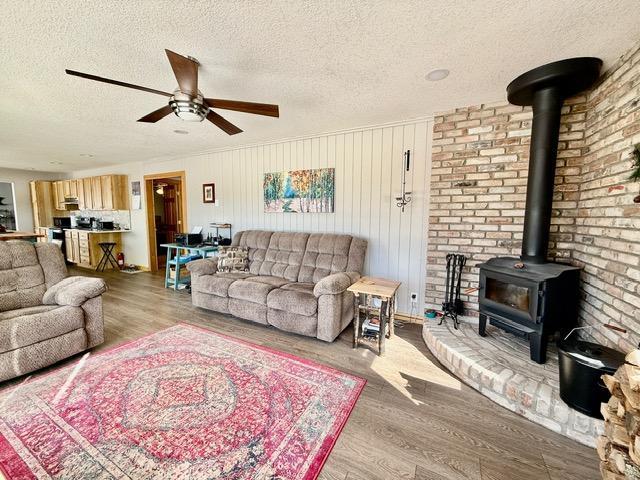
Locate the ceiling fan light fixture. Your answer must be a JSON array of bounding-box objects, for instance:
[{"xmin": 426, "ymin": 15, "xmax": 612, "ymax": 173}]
[
  {"xmin": 169, "ymin": 99, "xmax": 209, "ymax": 122},
  {"xmin": 169, "ymin": 90, "xmax": 209, "ymax": 122}
]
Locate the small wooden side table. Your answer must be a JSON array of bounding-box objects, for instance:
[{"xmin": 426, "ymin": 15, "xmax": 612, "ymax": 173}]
[{"xmin": 348, "ymin": 276, "xmax": 401, "ymax": 355}]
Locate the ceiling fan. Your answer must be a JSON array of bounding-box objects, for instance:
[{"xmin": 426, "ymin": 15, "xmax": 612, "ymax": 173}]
[{"xmin": 65, "ymin": 49, "xmax": 279, "ymax": 135}]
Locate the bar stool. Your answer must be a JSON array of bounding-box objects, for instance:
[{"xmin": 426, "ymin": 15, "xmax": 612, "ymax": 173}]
[{"xmin": 97, "ymin": 242, "xmax": 118, "ymax": 272}]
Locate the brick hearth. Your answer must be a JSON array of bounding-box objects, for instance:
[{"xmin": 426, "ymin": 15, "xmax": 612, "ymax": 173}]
[{"xmin": 422, "ymin": 318, "xmax": 603, "ymax": 446}]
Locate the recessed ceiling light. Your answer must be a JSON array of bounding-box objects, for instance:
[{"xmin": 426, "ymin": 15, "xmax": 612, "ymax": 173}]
[
  {"xmin": 426, "ymin": 69, "xmax": 450, "ymax": 81},
  {"xmin": 173, "ymin": 129, "xmax": 189, "ymax": 135}
]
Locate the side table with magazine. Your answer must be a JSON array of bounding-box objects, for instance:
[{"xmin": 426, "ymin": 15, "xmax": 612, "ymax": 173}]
[{"xmin": 347, "ymin": 276, "xmax": 401, "ymax": 355}]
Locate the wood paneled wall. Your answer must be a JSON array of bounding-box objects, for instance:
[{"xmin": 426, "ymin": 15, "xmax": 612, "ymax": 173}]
[{"xmin": 184, "ymin": 119, "xmax": 433, "ymax": 314}]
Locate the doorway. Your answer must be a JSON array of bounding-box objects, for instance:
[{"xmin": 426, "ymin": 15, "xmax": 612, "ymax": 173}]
[{"xmin": 144, "ymin": 171, "xmax": 187, "ymax": 272}]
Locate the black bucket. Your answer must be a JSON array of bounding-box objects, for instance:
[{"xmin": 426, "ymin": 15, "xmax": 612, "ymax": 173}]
[{"xmin": 558, "ymin": 339, "xmax": 625, "ymax": 418}]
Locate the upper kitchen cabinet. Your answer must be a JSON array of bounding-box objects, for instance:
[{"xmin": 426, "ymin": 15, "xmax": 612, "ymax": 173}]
[
  {"xmin": 89, "ymin": 175, "xmax": 128, "ymax": 210},
  {"xmin": 52, "ymin": 175, "xmax": 128, "ymax": 211}
]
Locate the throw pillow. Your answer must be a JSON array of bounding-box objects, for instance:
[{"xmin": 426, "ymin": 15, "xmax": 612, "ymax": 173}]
[{"xmin": 217, "ymin": 246, "xmax": 249, "ymax": 273}]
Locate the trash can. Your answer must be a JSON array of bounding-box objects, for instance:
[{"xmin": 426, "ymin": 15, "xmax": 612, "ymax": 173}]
[{"xmin": 558, "ymin": 339, "xmax": 625, "ymax": 419}]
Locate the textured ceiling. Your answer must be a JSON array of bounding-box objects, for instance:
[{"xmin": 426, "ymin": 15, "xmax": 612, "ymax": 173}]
[{"xmin": 1, "ymin": 0, "xmax": 639, "ymax": 172}]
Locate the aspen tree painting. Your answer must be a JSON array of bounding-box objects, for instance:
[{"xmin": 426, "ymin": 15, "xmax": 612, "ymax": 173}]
[{"xmin": 264, "ymin": 168, "xmax": 335, "ymax": 213}]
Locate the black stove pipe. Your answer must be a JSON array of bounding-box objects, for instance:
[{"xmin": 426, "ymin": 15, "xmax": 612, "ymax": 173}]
[
  {"xmin": 507, "ymin": 58, "xmax": 602, "ymax": 264},
  {"xmin": 520, "ymin": 87, "xmax": 564, "ymax": 263}
]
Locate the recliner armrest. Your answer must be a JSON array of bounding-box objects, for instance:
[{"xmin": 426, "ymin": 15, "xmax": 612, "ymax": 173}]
[
  {"xmin": 313, "ymin": 271, "xmax": 360, "ymax": 297},
  {"xmin": 43, "ymin": 276, "xmax": 107, "ymax": 307},
  {"xmin": 186, "ymin": 257, "xmax": 219, "ymax": 275}
]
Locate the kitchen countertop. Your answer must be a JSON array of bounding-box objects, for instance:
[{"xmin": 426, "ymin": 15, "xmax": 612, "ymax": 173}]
[
  {"xmin": 63, "ymin": 228, "xmax": 131, "ymax": 234},
  {"xmin": 0, "ymin": 231, "xmax": 45, "ymax": 240}
]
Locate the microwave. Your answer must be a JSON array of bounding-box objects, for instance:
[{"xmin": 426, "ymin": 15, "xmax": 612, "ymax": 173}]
[{"xmin": 52, "ymin": 217, "xmax": 71, "ymax": 228}]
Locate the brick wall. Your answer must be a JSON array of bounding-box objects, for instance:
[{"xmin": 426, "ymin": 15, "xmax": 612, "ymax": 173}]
[
  {"xmin": 425, "ymin": 40, "xmax": 640, "ymax": 351},
  {"xmin": 425, "ymin": 98, "xmax": 587, "ymax": 315},
  {"xmin": 576, "ymin": 43, "xmax": 640, "ymax": 351}
]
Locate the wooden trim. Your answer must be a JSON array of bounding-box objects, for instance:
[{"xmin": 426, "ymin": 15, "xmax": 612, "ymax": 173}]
[
  {"xmin": 143, "ymin": 171, "xmax": 187, "ymax": 273},
  {"xmin": 143, "ymin": 171, "xmax": 186, "ymax": 181}
]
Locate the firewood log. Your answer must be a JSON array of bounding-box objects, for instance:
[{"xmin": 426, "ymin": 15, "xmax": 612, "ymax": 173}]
[
  {"xmin": 606, "ymin": 421, "xmax": 632, "ymax": 447},
  {"xmin": 609, "ymin": 447, "xmax": 631, "ymax": 474},
  {"xmin": 630, "ymin": 439, "xmax": 640, "ymax": 467},
  {"xmin": 598, "ymin": 435, "xmax": 612, "ymax": 461},
  {"xmin": 604, "ymin": 374, "xmax": 624, "ymax": 399},
  {"xmin": 626, "ymin": 350, "xmax": 640, "ymax": 368},
  {"xmin": 626, "ymin": 364, "xmax": 640, "ymax": 392},
  {"xmin": 600, "ymin": 461, "xmax": 625, "ymax": 480}
]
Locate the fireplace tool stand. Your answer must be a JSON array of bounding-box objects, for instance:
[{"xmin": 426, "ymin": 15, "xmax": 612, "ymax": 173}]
[{"xmin": 440, "ymin": 254, "xmax": 466, "ymax": 329}]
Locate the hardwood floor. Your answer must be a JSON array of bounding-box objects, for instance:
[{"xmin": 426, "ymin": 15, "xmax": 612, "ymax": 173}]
[{"xmin": 6, "ymin": 268, "xmax": 599, "ymax": 479}]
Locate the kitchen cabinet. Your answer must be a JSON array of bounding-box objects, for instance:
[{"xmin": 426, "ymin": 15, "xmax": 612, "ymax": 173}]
[
  {"xmin": 64, "ymin": 229, "xmax": 123, "ymax": 270},
  {"xmin": 82, "ymin": 177, "xmax": 93, "ymax": 210},
  {"xmin": 53, "ymin": 181, "xmax": 65, "ymax": 210},
  {"xmin": 76, "ymin": 178, "xmax": 85, "ymax": 209},
  {"xmin": 90, "ymin": 176, "xmax": 103, "ymax": 209},
  {"xmin": 35, "ymin": 227, "xmax": 49, "ymax": 242},
  {"xmin": 29, "ymin": 181, "xmax": 56, "ymax": 227}
]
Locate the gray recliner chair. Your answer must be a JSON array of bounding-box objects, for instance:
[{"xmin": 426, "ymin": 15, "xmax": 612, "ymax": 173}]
[{"xmin": 0, "ymin": 241, "xmax": 107, "ymax": 382}]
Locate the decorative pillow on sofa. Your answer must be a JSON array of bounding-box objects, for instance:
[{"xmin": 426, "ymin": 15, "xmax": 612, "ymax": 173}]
[{"xmin": 217, "ymin": 246, "xmax": 249, "ymax": 273}]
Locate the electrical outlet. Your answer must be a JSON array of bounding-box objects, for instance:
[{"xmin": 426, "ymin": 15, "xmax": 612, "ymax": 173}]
[{"xmin": 410, "ymin": 292, "xmax": 418, "ymax": 303}]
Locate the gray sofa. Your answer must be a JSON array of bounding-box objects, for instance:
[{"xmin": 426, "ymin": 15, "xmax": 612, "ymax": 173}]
[
  {"xmin": 187, "ymin": 231, "xmax": 367, "ymax": 341},
  {"xmin": 0, "ymin": 240, "xmax": 106, "ymax": 382}
]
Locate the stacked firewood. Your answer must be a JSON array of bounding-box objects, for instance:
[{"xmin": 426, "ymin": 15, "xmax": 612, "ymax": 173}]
[{"xmin": 600, "ymin": 350, "xmax": 640, "ymax": 479}]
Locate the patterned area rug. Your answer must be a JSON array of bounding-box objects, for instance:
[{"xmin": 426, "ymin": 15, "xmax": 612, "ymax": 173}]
[{"xmin": 0, "ymin": 324, "xmax": 365, "ymax": 479}]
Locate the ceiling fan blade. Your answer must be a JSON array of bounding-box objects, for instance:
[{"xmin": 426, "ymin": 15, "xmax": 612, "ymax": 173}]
[
  {"xmin": 65, "ymin": 69, "xmax": 171, "ymax": 97},
  {"xmin": 205, "ymin": 99, "xmax": 279, "ymax": 117},
  {"xmin": 165, "ymin": 49, "xmax": 198, "ymax": 96},
  {"xmin": 137, "ymin": 105, "xmax": 173, "ymax": 123},
  {"xmin": 206, "ymin": 111, "xmax": 243, "ymax": 135}
]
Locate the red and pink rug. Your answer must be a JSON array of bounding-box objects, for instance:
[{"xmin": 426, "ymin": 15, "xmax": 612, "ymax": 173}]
[{"xmin": 0, "ymin": 324, "xmax": 365, "ymax": 479}]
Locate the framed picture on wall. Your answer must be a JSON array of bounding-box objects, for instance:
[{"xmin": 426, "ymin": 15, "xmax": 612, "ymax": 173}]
[{"xmin": 203, "ymin": 183, "xmax": 215, "ymax": 203}]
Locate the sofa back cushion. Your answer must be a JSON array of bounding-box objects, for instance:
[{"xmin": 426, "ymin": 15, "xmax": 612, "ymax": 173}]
[
  {"xmin": 298, "ymin": 233, "xmax": 367, "ymax": 283},
  {"xmin": 257, "ymin": 232, "xmax": 310, "ymax": 282},
  {"xmin": 0, "ymin": 241, "xmax": 47, "ymax": 312}
]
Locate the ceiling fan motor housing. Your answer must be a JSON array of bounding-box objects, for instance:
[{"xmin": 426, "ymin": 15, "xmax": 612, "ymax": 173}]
[{"xmin": 169, "ymin": 89, "xmax": 209, "ymax": 122}]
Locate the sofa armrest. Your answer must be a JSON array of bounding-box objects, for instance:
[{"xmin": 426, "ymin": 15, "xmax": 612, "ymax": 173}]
[
  {"xmin": 43, "ymin": 276, "xmax": 107, "ymax": 307},
  {"xmin": 186, "ymin": 257, "xmax": 219, "ymax": 275},
  {"xmin": 313, "ymin": 271, "xmax": 360, "ymax": 297}
]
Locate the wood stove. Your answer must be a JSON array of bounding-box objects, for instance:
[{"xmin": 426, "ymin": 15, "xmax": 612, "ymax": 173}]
[
  {"xmin": 478, "ymin": 258, "xmax": 580, "ymax": 363},
  {"xmin": 477, "ymin": 57, "xmax": 602, "ymax": 364}
]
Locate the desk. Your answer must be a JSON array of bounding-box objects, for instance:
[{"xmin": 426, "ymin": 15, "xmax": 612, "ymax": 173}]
[
  {"xmin": 348, "ymin": 276, "xmax": 401, "ymax": 355},
  {"xmin": 161, "ymin": 243, "xmax": 218, "ymax": 290}
]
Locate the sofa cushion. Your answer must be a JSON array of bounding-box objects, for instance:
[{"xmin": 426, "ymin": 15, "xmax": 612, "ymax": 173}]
[
  {"xmin": 228, "ymin": 279, "xmax": 279, "ymax": 303},
  {"xmin": 193, "ymin": 272, "xmax": 252, "ymax": 297},
  {"xmin": 35, "ymin": 243, "xmax": 68, "ymax": 288},
  {"xmin": 43, "ymin": 276, "xmax": 107, "ymax": 306},
  {"xmin": 0, "ymin": 242, "xmax": 46, "ymax": 313},
  {"xmin": 298, "ymin": 234, "xmax": 356, "ymax": 283},
  {"xmin": 0, "ymin": 305, "xmax": 84, "ymax": 353},
  {"xmin": 245, "ymin": 276, "xmax": 290, "ymax": 287},
  {"xmin": 256, "ymin": 232, "xmax": 309, "ymax": 281},
  {"xmin": 217, "ymin": 246, "xmax": 249, "ymax": 273},
  {"xmin": 267, "ymin": 286, "xmax": 318, "ymax": 317},
  {"xmin": 267, "ymin": 308, "xmax": 318, "ymax": 337}
]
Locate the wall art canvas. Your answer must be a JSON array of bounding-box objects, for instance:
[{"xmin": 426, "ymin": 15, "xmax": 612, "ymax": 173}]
[{"xmin": 264, "ymin": 168, "xmax": 335, "ymax": 213}]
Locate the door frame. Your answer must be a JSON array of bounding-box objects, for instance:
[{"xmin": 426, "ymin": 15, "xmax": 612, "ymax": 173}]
[{"xmin": 144, "ymin": 171, "xmax": 187, "ymax": 272}]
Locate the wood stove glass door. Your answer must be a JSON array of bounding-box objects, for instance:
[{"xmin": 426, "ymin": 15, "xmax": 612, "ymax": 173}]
[{"xmin": 485, "ymin": 277, "xmax": 530, "ymax": 312}]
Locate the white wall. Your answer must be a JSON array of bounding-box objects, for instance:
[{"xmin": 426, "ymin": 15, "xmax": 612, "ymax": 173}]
[
  {"xmin": 0, "ymin": 168, "xmax": 63, "ymax": 232},
  {"xmin": 70, "ymin": 118, "xmax": 433, "ymax": 314}
]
